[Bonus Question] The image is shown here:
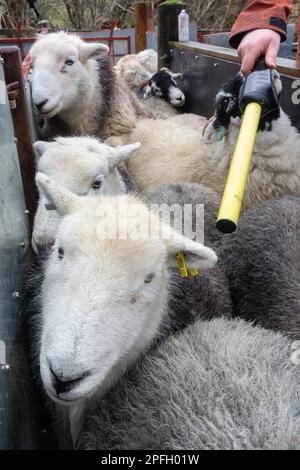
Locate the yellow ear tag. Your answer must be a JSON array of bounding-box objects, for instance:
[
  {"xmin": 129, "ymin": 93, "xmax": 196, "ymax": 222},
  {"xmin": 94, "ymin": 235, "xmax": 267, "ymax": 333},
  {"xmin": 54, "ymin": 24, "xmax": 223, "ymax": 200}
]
[
  {"xmin": 189, "ymin": 268, "xmax": 199, "ymax": 277},
  {"xmin": 177, "ymin": 252, "xmax": 188, "ymax": 278}
]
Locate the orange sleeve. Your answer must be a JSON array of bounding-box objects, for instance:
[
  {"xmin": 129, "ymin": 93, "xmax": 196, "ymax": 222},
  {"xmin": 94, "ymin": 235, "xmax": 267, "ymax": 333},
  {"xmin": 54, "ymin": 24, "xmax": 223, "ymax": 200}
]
[{"xmin": 230, "ymin": 0, "xmax": 293, "ymax": 48}]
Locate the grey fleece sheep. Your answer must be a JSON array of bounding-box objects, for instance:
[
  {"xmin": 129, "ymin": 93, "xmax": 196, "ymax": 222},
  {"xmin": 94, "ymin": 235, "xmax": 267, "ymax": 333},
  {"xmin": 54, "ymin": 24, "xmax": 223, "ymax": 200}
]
[
  {"xmin": 78, "ymin": 317, "xmax": 300, "ymax": 450},
  {"xmin": 142, "ymin": 182, "xmax": 222, "ymax": 249},
  {"xmin": 219, "ymin": 197, "xmax": 300, "ymax": 339}
]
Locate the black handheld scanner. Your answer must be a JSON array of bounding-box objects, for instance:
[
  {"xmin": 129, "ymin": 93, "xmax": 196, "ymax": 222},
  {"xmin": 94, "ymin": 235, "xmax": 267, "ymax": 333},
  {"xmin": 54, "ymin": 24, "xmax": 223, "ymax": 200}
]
[{"xmin": 239, "ymin": 57, "xmax": 280, "ymax": 117}]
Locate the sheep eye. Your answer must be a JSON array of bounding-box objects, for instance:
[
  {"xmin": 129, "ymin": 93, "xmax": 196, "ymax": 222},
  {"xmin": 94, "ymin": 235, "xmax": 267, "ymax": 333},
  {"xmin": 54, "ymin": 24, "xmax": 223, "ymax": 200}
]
[
  {"xmin": 58, "ymin": 248, "xmax": 64, "ymax": 260},
  {"xmin": 65, "ymin": 59, "xmax": 74, "ymax": 66},
  {"xmin": 91, "ymin": 179, "xmax": 102, "ymax": 190},
  {"xmin": 144, "ymin": 273, "xmax": 155, "ymax": 284}
]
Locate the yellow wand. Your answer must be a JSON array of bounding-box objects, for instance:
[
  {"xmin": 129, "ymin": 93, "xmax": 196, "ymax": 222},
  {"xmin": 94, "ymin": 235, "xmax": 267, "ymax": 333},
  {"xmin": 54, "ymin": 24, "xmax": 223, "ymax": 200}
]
[{"xmin": 216, "ymin": 57, "xmax": 280, "ymax": 233}]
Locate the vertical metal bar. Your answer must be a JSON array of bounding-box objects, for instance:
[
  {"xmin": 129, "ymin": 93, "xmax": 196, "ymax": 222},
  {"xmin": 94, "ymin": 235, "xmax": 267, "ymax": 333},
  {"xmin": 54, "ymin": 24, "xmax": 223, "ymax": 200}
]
[
  {"xmin": 17, "ymin": 19, "xmax": 22, "ymax": 56},
  {"xmin": 109, "ymin": 20, "xmax": 116, "ymax": 57},
  {"xmin": 127, "ymin": 36, "xmax": 132, "ymax": 55}
]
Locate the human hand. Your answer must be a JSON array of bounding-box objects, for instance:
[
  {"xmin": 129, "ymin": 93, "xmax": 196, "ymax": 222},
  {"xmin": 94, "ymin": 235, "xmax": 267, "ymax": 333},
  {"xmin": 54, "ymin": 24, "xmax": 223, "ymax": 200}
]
[{"xmin": 238, "ymin": 29, "xmax": 281, "ymax": 76}]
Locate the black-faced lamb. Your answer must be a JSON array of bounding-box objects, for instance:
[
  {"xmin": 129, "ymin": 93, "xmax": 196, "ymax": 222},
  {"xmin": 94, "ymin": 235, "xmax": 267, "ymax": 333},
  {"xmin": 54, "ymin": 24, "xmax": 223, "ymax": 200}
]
[{"xmin": 114, "ymin": 53, "xmax": 185, "ymax": 119}]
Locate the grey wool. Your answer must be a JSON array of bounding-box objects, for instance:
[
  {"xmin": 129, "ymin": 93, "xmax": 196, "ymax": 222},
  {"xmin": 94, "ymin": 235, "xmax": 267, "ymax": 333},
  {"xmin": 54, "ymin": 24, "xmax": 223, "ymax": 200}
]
[
  {"xmin": 78, "ymin": 318, "xmax": 300, "ymax": 450},
  {"xmin": 219, "ymin": 197, "xmax": 300, "ymax": 339}
]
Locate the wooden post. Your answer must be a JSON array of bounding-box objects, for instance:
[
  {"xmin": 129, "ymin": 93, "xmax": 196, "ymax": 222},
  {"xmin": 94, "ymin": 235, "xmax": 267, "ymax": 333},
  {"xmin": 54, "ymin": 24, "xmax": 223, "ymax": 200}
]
[
  {"xmin": 0, "ymin": 46, "xmax": 38, "ymax": 230},
  {"xmin": 158, "ymin": 1, "xmax": 185, "ymax": 69},
  {"xmin": 146, "ymin": 2, "xmax": 155, "ymax": 33},
  {"xmin": 135, "ymin": 2, "xmax": 148, "ymax": 53}
]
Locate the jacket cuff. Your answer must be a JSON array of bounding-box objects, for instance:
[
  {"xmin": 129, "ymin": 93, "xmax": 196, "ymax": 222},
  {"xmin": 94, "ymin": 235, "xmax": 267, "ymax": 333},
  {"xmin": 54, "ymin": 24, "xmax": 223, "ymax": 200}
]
[{"xmin": 230, "ymin": 18, "xmax": 287, "ymax": 49}]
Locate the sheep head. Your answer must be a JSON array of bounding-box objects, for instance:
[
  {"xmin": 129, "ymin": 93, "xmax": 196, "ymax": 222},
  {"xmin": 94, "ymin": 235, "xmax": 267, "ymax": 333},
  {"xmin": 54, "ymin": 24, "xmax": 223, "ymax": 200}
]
[
  {"xmin": 142, "ymin": 68, "xmax": 185, "ymax": 107},
  {"xmin": 30, "ymin": 32, "xmax": 109, "ymax": 118},
  {"xmin": 203, "ymin": 71, "xmax": 283, "ymax": 144},
  {"xmin": 32, "ymin": 136, "xmax": 140, "ymax": 254},
  {"xmin": 36, "ymin": 174, "xmax": 217, "ymax": 405}
]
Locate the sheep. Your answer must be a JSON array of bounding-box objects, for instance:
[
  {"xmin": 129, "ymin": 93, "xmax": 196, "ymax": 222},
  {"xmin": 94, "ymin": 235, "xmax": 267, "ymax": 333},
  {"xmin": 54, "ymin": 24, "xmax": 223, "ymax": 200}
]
[
  {"xmin": 32, "ymin": 137, "xmax": 220, "ymax": 255},
  {"xmin": 29, "ymin": 32, "xmax": 146, "ymax": 140},
  {"xmin": 31, "ymin": 133, "xmax": 222, "ymax": 253},
  {"xmin": 114, "ymin": 53, "xmax": 185, "ymax": 119},
  {"xmin": 32, "ymin": 173, "xmax": 232, "ymax": 445},
  {"xmin": 78, "ymin": 317, "xmax": 300, "ymax": 450},
  {"xmin": 114, "ymin": 53, "xmax": 151, "ymax": 90},
  {"xmin": 121, "ymin": 72, "xmax": 300, "ymax": 212},
  {"xmin": 136, "ymin": 49, "xmax": 158, "ymax": 75},
  {"xmin": 142, "ymin": 182, "xmax": 222, "ymax": 248},
  {"xmin": 141, "ymin": 68, "xmax": 185, "ymax": 108},
  {"xmin": 114, "ymin": 50, "xmax": 158, "ymax": 83},
  {"xmin": 219, "ymin": 196, "xmax": 300, "ymax": 340},
  {"xmin": 31, "ymin": 136, "xmax": 141, "ymax": 253}
]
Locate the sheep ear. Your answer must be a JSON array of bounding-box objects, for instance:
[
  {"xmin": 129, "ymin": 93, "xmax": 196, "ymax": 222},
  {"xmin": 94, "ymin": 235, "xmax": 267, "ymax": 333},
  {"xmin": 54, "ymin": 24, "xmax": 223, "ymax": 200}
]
[
  {"xmin": 161, "ymin": 224, "xmax": 218, "ymax": 271},
  {"xmin": 140, "ymin": 78, "xmax": 151, "ymax": 89},
  {"xmin": 34, "ymin": 141, "xmax": 54, "ymax": 160},
  {"xmin": 202, "ymin": 115, "xmax": 226, "ymax": 145},
  {"xmin": 108, "ymin": 143, "xmax": 141, "ymax": 167},
  {"xmin": 142, "ymin": 85, "xmax": 153, "ymax": 100},
  {"xmin": 35, "ymin": 173, "xmax": 82, "ymax": 216},
  {"xmin": 172, "ymin": 72, "xmax": 183, "ymax": 81},
  {"xmin": 79, "ymin": 42, "xmax": 109, "ymax": 62}
]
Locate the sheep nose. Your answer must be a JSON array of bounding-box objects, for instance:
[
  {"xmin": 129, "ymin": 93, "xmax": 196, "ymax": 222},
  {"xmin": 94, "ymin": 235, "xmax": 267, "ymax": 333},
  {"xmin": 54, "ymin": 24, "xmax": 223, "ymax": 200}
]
[
  {"xmin": 35, "ymin": 99, "xmax": 48, "ymax": 112},
  {"xmin": 50, "ymin": 368, "xmax": 88, "ymax": 396}
]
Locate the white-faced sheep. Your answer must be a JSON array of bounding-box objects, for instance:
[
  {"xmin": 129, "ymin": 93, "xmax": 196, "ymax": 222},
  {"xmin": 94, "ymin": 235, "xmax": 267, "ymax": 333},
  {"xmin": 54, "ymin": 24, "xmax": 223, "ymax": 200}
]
[
  {"xmin": 122, "ymin": 73, "xmax": 300, "ymax": 212},
  {"xmin": 219, "ymin": 196, "xmax": 300, "ymax": 340},
  {"xmin": 78, "ymin": 317, "xmax": 300, "ymax": 450},
  {"xmin": 31, "ymin": 174, "xmax": 235, "ymax": 445},
  {"xmin": 26, "ymin": 184, "xmax": 300, "ymax": 449},
  {"xmin": 31, "ymin": 137, "xmax": 141, "ymax": 253},
  {"xmin": 31, "ymin": 134, "xmax": 223, "ymax": 254},
  {"xmin": 29, "ymin": 32, "xmax": 145, "ymax": 140}
]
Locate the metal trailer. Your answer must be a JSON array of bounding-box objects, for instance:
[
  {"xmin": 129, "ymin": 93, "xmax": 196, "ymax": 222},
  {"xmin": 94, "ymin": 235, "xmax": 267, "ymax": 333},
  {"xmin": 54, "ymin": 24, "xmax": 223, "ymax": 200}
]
[{"xmin": 167, "ymin": 41, "xmax": 300, "ymax": 132}]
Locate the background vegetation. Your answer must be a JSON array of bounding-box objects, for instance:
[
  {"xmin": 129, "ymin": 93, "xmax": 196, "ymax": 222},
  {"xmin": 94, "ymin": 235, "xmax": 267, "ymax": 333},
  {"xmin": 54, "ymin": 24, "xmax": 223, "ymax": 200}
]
[{"xmin": 0, "ymin": 0, "xmax": 298, "ymax": 31}]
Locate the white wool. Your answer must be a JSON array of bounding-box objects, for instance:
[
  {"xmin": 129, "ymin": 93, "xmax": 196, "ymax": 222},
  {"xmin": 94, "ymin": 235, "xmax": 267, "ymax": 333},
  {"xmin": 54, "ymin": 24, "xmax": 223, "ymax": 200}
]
[
  {"xmin": 115, "ymin": 53, "xmax": 183, "ymax": 119},
  {"xmin": 32, "ymin": 136, "xmax": 141, "ymax": 252},
  {"xmin": 33, "ymin": 178, "xmax": 217, "ymax": 443},
  {"xmin": 123, "ymin": 110, "xmax": 300, "ymax": 211},
  {"xmin": 30, "ymin": 32, "xmax": 139, "ymax": 139},
  {"xmin": 136, "ymin": 49, "xmax": 158, "ymax": 74}
]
